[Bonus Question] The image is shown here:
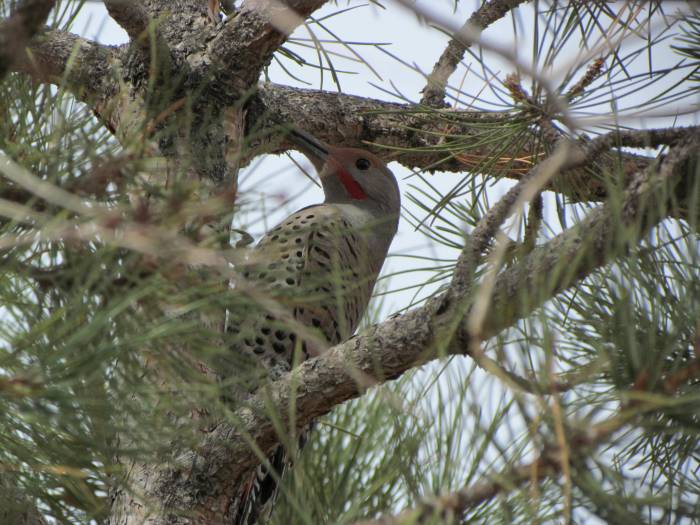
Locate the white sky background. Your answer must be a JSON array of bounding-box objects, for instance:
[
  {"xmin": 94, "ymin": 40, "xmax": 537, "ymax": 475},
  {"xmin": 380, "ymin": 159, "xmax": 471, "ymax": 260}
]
[{"xmin": 68, "ymin": 1, "xmax": 699, "ymax": 516}]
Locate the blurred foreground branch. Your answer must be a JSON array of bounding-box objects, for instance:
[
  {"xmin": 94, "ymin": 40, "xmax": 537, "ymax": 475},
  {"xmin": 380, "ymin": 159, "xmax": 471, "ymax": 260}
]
[{"xmin": 0, "ymin": 0, "xmax": 55, "ymax": 80}]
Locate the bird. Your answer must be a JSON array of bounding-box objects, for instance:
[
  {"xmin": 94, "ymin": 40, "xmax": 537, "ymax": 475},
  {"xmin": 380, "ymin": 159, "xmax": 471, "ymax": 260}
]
[{"xmin": 226, "ymin": 128, "xmax": 401, "ymax": 524}]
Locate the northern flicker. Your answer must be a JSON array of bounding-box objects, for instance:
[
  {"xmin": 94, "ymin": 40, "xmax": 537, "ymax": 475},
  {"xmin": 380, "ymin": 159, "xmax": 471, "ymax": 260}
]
[{"xmin": 227, "ymin": 128, "xmax": 401, "ymax": 524}]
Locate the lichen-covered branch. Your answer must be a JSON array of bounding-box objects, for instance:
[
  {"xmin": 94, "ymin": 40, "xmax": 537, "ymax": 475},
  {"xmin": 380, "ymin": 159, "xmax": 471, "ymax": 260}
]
[
  {"xmin": 250, "ymin": 83, "xmax": 655, "ymax": 203},
  {"xmin": 206, "ymin": 0, "xmax": 328, "ymax": 98},
  {"xmin": 0, "ymin": 0, "xmax": 56, "ymax": 80},
  {"xmin": 421, "ymin": 0, "xmax": 530, "ymax": 106},
  {"xmin": 3, "ymin": 18, "xmax": 657, "ymax": 209},
  {"xmin": 448, "ymin": 125, "xmax": 700, "ymax": 298}
]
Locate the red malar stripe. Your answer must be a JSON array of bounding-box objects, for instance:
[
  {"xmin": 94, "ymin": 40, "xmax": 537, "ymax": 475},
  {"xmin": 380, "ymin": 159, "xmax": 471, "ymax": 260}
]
[{"xmin": 338, "ymin": 169, "xmax": 367, "ymax": 200}]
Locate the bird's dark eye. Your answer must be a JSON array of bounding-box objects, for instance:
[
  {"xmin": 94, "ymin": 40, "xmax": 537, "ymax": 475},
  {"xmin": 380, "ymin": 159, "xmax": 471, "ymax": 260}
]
[{"xmin": 355, "ymin": 158, "xmax": 371, "ymax": 170}]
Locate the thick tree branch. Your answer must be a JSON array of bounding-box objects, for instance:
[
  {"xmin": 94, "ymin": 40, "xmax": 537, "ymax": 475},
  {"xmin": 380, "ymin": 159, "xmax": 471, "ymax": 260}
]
[
  {"xmin": 104, "ymin": 0, "xmax": 149, "ymax": 43},
  {"xmin": 10, "ymin": 29, "xmax": 115, "ymax": 103},
  {"xmin": 0, "ymin": 0, "xmax": 56, "ymax": 80},
  {"xmin": 448, "ymin": 126, "xmax": 699, "ymax": 298},
  {"xmin": 206, "ymin": 0, "xmax": 328, "ymax": 98},
  {"xmin": 421, "ymin": 0, "xmax": 529, "ymax": 106},
  {"xmin": 250, "ymin": 83, "xmax": 655, "ymax": 203},
  {"xmin": 481, "ymin": 134, "xmax": 699, "ymax": 338},
  {"xmin": 141, "ymin": 135, "xmax": 698, "ymax": 522}
]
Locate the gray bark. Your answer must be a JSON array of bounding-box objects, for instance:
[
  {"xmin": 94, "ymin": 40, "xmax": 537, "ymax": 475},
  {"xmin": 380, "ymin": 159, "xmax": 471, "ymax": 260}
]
[{"xmin": 3, "ymin": 0, "xmax": 698, "ymax": 523}]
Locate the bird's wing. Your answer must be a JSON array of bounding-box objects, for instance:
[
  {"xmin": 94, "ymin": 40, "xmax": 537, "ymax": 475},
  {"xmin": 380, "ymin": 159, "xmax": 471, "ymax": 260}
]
[
  {"xmin": 291, "ymin": 205, "xmax": 375, "ymax": 357},
  {"xmin": 230, "ymin": 204, "xmax": 374, "ymax": 364}
]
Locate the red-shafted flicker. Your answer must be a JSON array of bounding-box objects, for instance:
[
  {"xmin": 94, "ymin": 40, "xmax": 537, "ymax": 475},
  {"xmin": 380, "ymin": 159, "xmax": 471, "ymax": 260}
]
[{"xmin": 227, "ymin": 128, "xmax": 401, "ymax": 524}]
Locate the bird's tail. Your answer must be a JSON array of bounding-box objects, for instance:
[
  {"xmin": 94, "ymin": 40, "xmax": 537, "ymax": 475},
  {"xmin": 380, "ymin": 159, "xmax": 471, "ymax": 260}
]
[{"xmin": 231, "ymin": 429, "xmax": 310, "ymax": 525}]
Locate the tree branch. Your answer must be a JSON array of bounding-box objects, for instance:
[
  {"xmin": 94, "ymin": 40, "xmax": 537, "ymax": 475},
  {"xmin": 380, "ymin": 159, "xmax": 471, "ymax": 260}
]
[
  {"xmin": 206, "ymin": 0, "xmax": 328, "ymax": 98},
  {"xmin": 250, "ymin": 83, "xmax": 666, "ymax": 203},
  {"xmin": 0, "ymin": 0, "xmax": 56, "ymax": 80},
  {"xmin": 448, "ymin": 125, "xmax": 700, "ymax": 298},
  {"xmin": 421, "ymin": 0, "xmax": 529, "ymax": 107},
  {"xmin": 481, "ymin": 133, "xmax": 699, "ymax": 339},
  {"xmin": 140, "ymin": 135, "xmax": 698, "ymax": 521},
  {"xmin": 10, "ymin": 29, "xmax": 115, "ymax": 103},
  {"xmin": 104, "ymin": 0, "xmax": 149, "ymax": 43}
]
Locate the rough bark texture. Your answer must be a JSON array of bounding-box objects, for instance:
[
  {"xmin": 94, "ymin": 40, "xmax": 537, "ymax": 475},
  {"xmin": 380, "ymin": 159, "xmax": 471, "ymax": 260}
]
[
  {"xmin": 17, "ymin": 31, "xmax": 652, "ymax": 205},
  {"xmin": 206, "ymin": 0, "xmax": 328, "ymax": 99},
  {"xmin": 249, "ymin": 83, "xmax": 653, "ymax": 204},
  {"xmin": 4, "ymin": 1, "xmax": 698, "ymax": 523},
  {"xmin": 13, "ymin": 29, "xmax": 116, "ymax": 102}
]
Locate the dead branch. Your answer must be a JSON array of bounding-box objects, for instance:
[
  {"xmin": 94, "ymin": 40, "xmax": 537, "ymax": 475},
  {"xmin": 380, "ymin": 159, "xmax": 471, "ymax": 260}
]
[{"xmin": 421, "ymin": 0, "xmax": 530, "ymax": 106}]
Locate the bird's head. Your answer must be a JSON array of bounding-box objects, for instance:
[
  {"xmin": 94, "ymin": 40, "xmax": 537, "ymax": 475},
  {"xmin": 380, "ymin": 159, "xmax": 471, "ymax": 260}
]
[{"xmin": 288, "ymin": 128, "xmax": 401, "ymax": 217}]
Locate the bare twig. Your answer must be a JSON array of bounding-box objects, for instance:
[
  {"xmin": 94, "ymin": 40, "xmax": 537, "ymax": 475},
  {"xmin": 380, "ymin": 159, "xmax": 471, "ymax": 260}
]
[
  {"xmin": 421, "ymin": 0, "xmax": 530, "ymax": 106},
  {"xmin": 394, "ymin": 0, "xmax": 575, "ymax": 130}
]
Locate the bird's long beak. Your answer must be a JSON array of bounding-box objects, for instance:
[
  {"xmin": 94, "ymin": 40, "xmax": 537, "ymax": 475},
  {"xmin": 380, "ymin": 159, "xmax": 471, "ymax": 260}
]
[{"xmin": 287, "ymin": 128, "xmax": 329, "ymax": 168}]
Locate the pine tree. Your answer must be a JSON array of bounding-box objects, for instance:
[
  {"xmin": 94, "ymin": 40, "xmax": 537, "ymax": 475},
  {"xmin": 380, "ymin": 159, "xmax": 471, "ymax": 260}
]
[{"xmin": 1, "ymin": 1, "xmax": 700, "ymax": 523}]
